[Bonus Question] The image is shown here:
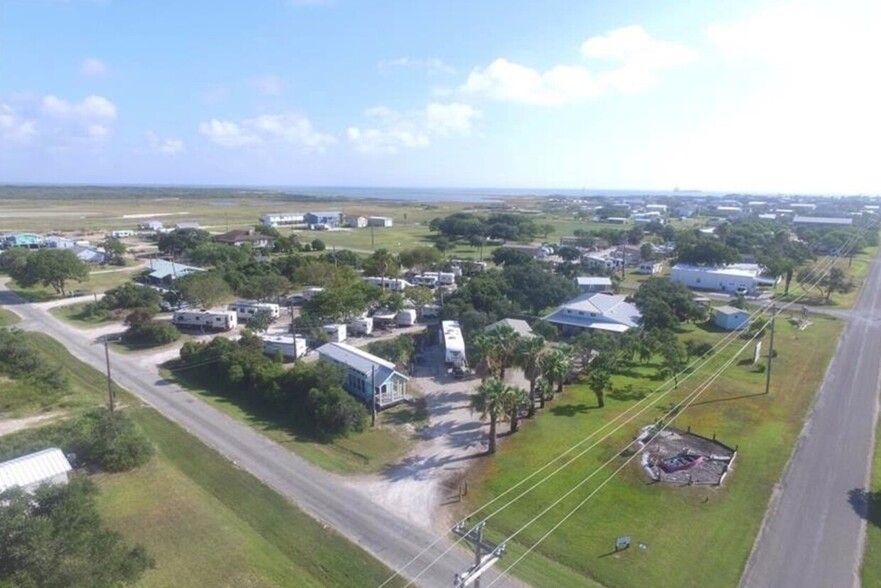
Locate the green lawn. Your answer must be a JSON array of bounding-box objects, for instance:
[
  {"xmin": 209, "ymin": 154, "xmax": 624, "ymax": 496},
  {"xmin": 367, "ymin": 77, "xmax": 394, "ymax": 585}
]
[
  {"xmin": 163, "ymin": 367, "xmax": 423, "ymax": 474},
  {"xmin": 50, "ymin": 301, "xmax": 119, "ymax": 327},
  {"xmin": 0, "ymin": 307, "xmax": 20, "ymax": 327},
  {"xmin": 861, "ymin": 418, "xmax": 881, "ymax": 587},
  {"xmin": 8, "ymin": 265, "xmax": 140, "ymax": 302},
  {"xmin": 0, "ymin": 332, "xmax": 111, "ymax": 417},
  {"xmin": 459, "ymin": 316, "xmax": 843, "ymax": 588},
  {"xmin": 96, "ymin": 408, "xmax": 402, "ymax": 588}
]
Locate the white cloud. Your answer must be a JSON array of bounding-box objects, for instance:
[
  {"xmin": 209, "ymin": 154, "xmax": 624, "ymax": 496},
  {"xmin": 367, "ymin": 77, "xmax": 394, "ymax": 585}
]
[
  {"xmin": 347, "ymin": 102, "xmax": 480, "ymax": 154},
  {"xmin": 378, "ymin": 57, "xmax": 457, "ymax": 75},
  {"xmin": 655, "ymin": 2, "xmax": 881, "ymax": 194},
  {"xmin": 79, "ymin": 58, "xmax": 108, "ymax": 77},
  {"xmin": 0, "ymin": 104, "xmax": 37, "ymax": 143},
  {"xmin": 200, "ymin": 113, "xmax": 335, "ymax": 153},
  {"xmin": 40, "ymin": 94, "xmax": 117, "ymax": 120},
  {"xmin": 146, "ymin": 131, "xmax": 185, "ymax": 155},
  {"xmin": 249, "ymin": 74, "xmax": 285, "ymax": 96},
  {"xmin": 460, "ymin": 25, "xmax": 694, "ymax": 105}
]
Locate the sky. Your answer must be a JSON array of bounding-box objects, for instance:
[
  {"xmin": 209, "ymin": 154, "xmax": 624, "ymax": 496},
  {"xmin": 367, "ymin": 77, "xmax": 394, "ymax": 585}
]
[{"xmin": 1, "ymin": 0, "xmax": 880, "ymax": 194}]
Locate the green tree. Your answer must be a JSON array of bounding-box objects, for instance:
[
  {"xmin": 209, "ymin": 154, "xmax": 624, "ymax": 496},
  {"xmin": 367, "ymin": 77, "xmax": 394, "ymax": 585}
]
[
  {"xmin": 504, "ymin": 386, "xmax": 529, "ymax": 433},
  {"xmin": 515, "ymin": 335, "xmax": 547, "ymax": 417},
  {"xmin": 238, "ymin": 274, "xmax": 291, "ymax": 301},
  {"xmin": 675, "ymin": 238, "xmax": 740, "ymax": 266},
  {"xmin": 101, "ymin": 236, "xmax": 127, "ymax": 265},
  {"xmin": 540, "ymin": 223, "xmax": 556, "ymax": 239},
  {"xmin": 640, "ymin": 242, "xmax": 654, "ymax": 261},
  {"xmin": 0, "ymin": 478, "xmax": 154, "ymax": 587},
  {"xmin": 469, "ymin": 334, "xmax": 499, "ymax": 383},
  {"xmin": 363, "ymin": 248, "xmax": 400, "ymax": 278},
  {"xmin": 102, "ymin": 283, "xmax": 162, "ymax": 312},
  {"xmin": 398, "ymin": 246, "xmax": 443, "ymax": 272},
  {"xmin": 311, "ymin": 238, "xmax": 326, "ymax": 252},
  {"xmin": 587, "ymin": 355, "xmax": 615, "ymax": 408},
  {"xmin": 434, "ymin": 236, "xmax": 453, "ymax": 254},
  {"xmin": 487, "ymin": 324, "xmax": 520, "ymax": 380},
  {"xmin": 470, "ymin": 378, "xmax": 510, "ymax": 454},
  {"xmin": 819, "ymin": 266, "xmax": 855, "ymax": 303},
  {"xmin": 540, "ymin": 348, "xmax": 571, "ymax": 396},
  {"xmin": 9, "ymin": 248, "xmax": 89, "ymax": 296},
  {"xmin": 659, "ymin": 338, "xmax": 688, "ymax": 388},
  {"xmin": 406, "ymin": 286, "xmax": 436, "ymax": 308},
  {"xmin": 157, "ymin": 228, "xmax": 211, "ymax": 256},
  {"xmin": 176, "ymin": 271, "xmax": 232, "ymax": 308}
]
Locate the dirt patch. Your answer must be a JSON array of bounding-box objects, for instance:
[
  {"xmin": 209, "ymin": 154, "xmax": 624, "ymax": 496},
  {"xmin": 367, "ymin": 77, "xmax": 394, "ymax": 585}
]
[
  {"xmin": 637, "ymin": 426, "xmax": 736, "ymax": 486},
  {"xmin": 0, "ymin": 411, "xmax": 66, "ymax": 437}
]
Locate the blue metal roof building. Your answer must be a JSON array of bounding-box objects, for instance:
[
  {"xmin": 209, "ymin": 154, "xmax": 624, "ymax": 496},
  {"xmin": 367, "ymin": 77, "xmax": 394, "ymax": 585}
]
[
  {"xmin": 144, "ymin": 259, "xmax": 204, "ymax": 285},
  {"xmin": 317, "ymin": 342, "xmax": 409, "ymax": 408},
  {"xmin": 304, "ymin": 211, "xmax": 341, "ymax": 228}
]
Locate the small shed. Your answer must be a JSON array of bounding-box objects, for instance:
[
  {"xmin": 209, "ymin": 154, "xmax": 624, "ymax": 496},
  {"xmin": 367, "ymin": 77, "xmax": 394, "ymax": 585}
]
[
  {"xmin": 575, "ymin": 276, "xmax": 613, "ymax": 293},
  {"xmin": 0, "ymin": 448, "xmax": 73, "ymax": 494},
  {"xmin": 714, "ymin": 305, "xmax": 750, "ymax": 331}
]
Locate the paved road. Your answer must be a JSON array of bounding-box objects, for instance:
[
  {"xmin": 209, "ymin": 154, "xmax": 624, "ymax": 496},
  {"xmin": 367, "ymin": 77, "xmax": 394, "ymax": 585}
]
[
  {"xmin": 741, "ymin": 253, "xmax": 881, "ymax": 588},
  {"xmin": 0, "ymin": 283, "xmax": 521, "ymax": 588}
]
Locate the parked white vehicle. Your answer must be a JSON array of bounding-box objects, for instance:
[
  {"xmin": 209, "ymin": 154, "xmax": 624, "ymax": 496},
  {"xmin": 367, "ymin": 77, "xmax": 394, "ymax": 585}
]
[
  {"xmin": 323, "ymin": 323, "xmax": 347, "ymax": 342},
  {"xmin": 420, "ymin": 304, "xmax": 440, "ymax": 319},
  {"xmin": 348, "ymin": 316, "xmax": 374, "ymax": 336},
  {"xmin": 396, "ymin": 309, "xmax": 417, "ymax": 327},
  {"xmin": 302, "ymin": 287, "xmax": 325, "ymax": 301},
  {"xmin": 172, "ymin": 310, "xmax": 237, "ymax": 331},
  {"xmin": 228, "ymin": 301, "xmax": 280, "ymax": 322},
  {"xmin": 441, "ymin": 320, "xmax": 467, "ymax": 368},
  {"xmin": 261, "ymin": 334, "xmax": 308, "ymax": 360}
]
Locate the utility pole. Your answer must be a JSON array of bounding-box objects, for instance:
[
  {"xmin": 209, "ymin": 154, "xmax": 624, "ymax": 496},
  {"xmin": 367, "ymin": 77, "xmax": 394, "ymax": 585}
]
[
  {"xmin": 453, "ymin": 520, "xmax": 506, "ymax": 588},
  {"xmin": 371, "ymin": 225, "xmax": 375, "ymax": 249},
  {"xmin": 765, "ymin": 307, "xmax": 777, "ymax": 395},
  {"xmin": 104, "ymin": 338, "xmax": 115, "ymax": 411},
  {"xmin": 371, "ymin": 365, "xmax": 377, "ymax": 427}
]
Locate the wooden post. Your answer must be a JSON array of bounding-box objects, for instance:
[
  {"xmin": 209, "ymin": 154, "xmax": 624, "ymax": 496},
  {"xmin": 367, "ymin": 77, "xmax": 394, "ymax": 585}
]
[
  {"xmin": 104, "ymin": 339, "xmax": 115, "ymax": 412},
  {"xmin": 371, "ymin": 365, "xmax": 377, "ymax": 427},
  {"xmin": 765, "ymin": 309, "xmax": 777, "ymax": 395}
]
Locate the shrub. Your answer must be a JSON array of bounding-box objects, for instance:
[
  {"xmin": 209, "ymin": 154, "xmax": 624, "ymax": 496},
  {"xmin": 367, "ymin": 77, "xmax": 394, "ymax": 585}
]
[
  {"xmin": 685, "ymin": 340, "xmax": 714, "ymax": 358},
  {"xmin": 102, "ymin": 283, "xmax": 162, "ymax": 312},
  {"xmin": 123, "ymin": 320, "xmax": 180, "ymax": 346},
  {"xmin": 77, "ymin": 409, "xmax": 154, "ymax": 472}
]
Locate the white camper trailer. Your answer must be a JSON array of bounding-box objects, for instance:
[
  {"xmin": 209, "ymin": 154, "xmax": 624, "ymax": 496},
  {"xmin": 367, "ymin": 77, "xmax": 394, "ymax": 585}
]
[
  {"xmin": 323, "ymin": 323, "xmax": 347, "ymax": 342},
  {"xmin": 440, "ymin": 320, "xmax": 467, "ymax": 368},
  {"xmin": 228, "ymin": 301, "xmax": 281, "ymax": 322},
  {"xmin": 396, "ymin": 309, "xmax": 417, "ymax": 327},
  {"xmin": 172, "ymin": 310, "xmax": 238, "ymax": 331},
  {"xmin": 261, "ymin": 334, "xmax": 308, "ymax": 360},
  {"xmin": 348, "ymin": 316, "xmax": 374, "ymax": 336}
]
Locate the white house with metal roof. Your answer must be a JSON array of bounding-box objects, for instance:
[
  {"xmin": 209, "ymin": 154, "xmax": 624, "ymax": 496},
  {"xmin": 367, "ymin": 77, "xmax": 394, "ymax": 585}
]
[
  {"xmin": 317, "ymin": 342, "xmax": 409, "ymax": 408},
  {"xmin": 0, "ymin": 448, "xmax": 73, "ymax": 494},
  {"xmin": 792, "ymin": 216, "xmax": 854, "ymax": 227},
  {"xmin": 144, "ymin": 259, "xmax": 204, "ymax": 286},
  {"xmin": 671, "ymin": 263, "xmax": 776, "ymax": 293},
  {"xmin": 543, "ymin": 292, "xmax": 642, "ymax": 335}
]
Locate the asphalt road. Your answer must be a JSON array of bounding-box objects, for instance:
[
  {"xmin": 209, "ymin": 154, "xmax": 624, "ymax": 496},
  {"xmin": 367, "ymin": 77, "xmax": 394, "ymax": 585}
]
[
  {"xmin": 0, "ymin": 284, "xmax": 521, "ymax": 588},
  {"xmin": 741, "ymin": 252, "xmax": 881, "ymax": 588}
]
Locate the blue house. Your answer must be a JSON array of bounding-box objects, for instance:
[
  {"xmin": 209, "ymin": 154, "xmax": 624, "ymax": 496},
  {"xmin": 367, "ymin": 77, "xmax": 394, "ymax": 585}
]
[
  {"xmin": 304, "ymin": 211, "xmax": 341, "ymax": 228},
  {"xmin": 714, "ymin": 305, "xmax": 750, "ymax": 331},
  {"xmin": 317, "ymin": 342, "xmax": 409, "ymax": 408}
]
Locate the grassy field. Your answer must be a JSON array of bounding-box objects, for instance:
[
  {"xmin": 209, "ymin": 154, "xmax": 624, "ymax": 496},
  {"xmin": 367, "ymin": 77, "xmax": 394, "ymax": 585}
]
[
  {"xmin": 8, "ymin": 265, "xmax": 141, "ymax": 302},
  {"xmin": 458, "ymin": 315, "xmax": 843, "ymax": 588},
  {"xmin": 164, "ymin": 367, "xmax": 425, "ymax": 474},
  {"xmin": 96, "ymin": 408, "xmax": 402, "ymax": 588},
  {"xmin": 0, "ymin": 332, "xmax": 111, "ymax": 417},
  {"xmin": 49, "ymin": 301, "xmax": 120, "ymax": 326},
  {"xmin": 0, "ymin": 307, "xmax": 20, "ymax": 327},
  {"xmin": 774, "ymin": 246, "xmax": 877, "ymax": 308},
  {"xmin": 861, "ymin": 416, "xmax": 881, "ymax": 587},
  {"xmin": 0, "ymin": 329, "xmax": 402, "ymax": 587}
]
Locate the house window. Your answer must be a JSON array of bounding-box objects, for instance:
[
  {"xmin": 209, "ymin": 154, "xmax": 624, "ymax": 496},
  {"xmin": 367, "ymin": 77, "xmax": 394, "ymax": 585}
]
[
  {"xmin": 696, "ymin": 278, "xmax": 701, "ymax": 283},
  {"xmin": 578, "ymin": 311, "xmax": 585, "ymax": 316},
  {"xmin": 591, "ymin": 313, "xmax": 597, "ymax": 317}
]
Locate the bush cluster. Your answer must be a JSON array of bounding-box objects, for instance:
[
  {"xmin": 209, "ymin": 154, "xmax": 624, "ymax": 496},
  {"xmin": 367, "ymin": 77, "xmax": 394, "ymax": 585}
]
[{"xmin": 178, "ymin": 337, "xmax": 367, "ymax": 437}]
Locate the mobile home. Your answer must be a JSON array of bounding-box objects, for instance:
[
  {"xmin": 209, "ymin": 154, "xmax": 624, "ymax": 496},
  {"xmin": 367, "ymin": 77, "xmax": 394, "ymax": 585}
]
[
  {"xmin": 348, "ymin": 316, "xmax": 374, "ymax": 336},
  {"xmin": 440, "ymin": 320, "xmax": 467, "ymax": 368},
  {"xmin": 228, "ymin": 301, "xmax": 281, "ymax": 322},
  {"xmin": 396, "ymin": 309, "xmax": 417, "ymax": 327},
  {"xmin": 261, "ymin": 334, "xmax": 308, "ymax": 360},
  {"xmin": 323, "ymin": 323, "xmax": 347, "ymax": 342},
  {"xmin": 172, "ymin": 310, "xmax": 238, "ymax": 331}
]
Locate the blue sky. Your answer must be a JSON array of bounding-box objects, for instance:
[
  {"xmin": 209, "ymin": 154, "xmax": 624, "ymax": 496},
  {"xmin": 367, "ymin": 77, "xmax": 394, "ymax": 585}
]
[{"xmin": 1, "ymin": 0, "xmax": 879, "ymax": 194}]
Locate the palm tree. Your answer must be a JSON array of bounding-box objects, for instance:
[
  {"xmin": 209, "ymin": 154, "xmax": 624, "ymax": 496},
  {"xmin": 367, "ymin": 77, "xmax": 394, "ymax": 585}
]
[
  {"xmin": 505, "ymin": 386, "xmax": 529, "ymax": 433},
  {"xmin": 541, "ymin": 348, "xmax": 571, "ymax": 396},
  {"xmin": 515, "ymin": 335, "xmax": 547, "ymax": 417},
  {"xmin": 488, "ymin": 325, "xmax": 520, "ymax": 380},
  {"xmin": 470, "ymin": 334, "xmax": 499, "ymax": 383},
  {"xmin": 471, "ymin": 378, "xmax": 509, "ymax": 454},
  {"xmin": 366, "ymin": 248, "xmax": 399, "ymax": 280}
]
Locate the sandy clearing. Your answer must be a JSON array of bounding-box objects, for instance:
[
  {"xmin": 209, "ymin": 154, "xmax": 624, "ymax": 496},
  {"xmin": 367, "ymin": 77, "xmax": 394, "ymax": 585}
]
[{"xmin": 0, "ymin": 411, "xmax": 66, "ymax": 438}]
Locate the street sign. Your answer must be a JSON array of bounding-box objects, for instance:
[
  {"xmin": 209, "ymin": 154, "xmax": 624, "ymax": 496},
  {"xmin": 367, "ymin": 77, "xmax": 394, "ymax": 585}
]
[{"xmin": 616, "ymin": 536, "xmax": 631, "ymax": 551}]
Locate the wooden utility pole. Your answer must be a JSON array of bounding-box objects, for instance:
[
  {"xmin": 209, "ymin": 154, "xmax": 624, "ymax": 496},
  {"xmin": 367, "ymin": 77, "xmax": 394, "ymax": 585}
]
[
  {"xmin": 765, "ymin": 308, "xmax": 777, "ymax": 395},
  {"xmin": 371, "ymin": 225, "xmax": 376, "ymax": 249},
  {"xmin": 104, "ymin": 339, "xmax": 115, "ymax": 411}
]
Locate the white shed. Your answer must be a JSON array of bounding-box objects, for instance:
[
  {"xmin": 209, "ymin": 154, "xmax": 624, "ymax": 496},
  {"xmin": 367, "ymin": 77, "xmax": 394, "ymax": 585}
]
[{"xmin": 0, "ymin": 448, "xmax": 73, "ymax": 494}]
